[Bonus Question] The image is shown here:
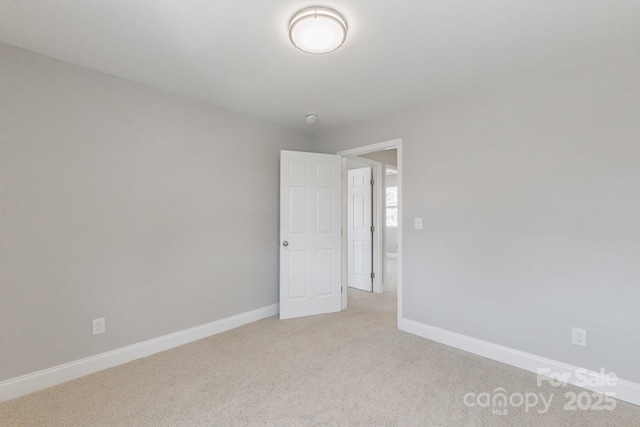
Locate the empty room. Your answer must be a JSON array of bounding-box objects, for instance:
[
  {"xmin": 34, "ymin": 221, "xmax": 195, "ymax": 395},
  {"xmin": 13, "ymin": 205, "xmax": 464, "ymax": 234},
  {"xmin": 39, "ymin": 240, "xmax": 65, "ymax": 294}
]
[{"xmin": 1, "ymin": 1, "xmax": 639, "ymax": 426}]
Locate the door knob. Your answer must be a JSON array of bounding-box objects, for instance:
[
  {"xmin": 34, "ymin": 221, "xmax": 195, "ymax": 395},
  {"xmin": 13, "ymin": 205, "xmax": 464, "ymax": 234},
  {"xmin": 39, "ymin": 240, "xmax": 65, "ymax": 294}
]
[{"xmin": 282, "ymin": 241, "xmax": 289, "ymax": 247}]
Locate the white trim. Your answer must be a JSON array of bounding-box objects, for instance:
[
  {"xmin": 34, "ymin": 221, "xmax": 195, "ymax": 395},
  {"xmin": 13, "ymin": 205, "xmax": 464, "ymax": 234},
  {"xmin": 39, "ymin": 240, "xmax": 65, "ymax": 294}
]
[
  {"xmin": 338, "ymin": 139, "xmax": 401, "ymax": 157},
  {"xmin": 372, "ymin": 164, "xmax": 384, "ymax": 293},
  {"xmin": 386, "ymin": 253, "xmax": 398, "ymax": 259},
  {"xmin": 341, "ymin": 157, "xmax": 348, "ymax": 309},
  {"xmin": 0, "ymin": 303, "xmax": 279, "ymax": 403},
  {"xmin": 399, "ymin": 318, "xmax": 640, "ymax": 407},
  {"xmin": 396, "ymin": 141, "xmax": 403, "ymax": 322}
]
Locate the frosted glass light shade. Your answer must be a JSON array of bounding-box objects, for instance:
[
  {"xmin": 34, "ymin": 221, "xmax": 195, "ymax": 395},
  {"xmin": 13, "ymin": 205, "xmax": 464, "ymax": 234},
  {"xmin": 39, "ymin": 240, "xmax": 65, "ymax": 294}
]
[{"xmin": 289, "ymin": 7, "xmax": 347, "ymax": 54}]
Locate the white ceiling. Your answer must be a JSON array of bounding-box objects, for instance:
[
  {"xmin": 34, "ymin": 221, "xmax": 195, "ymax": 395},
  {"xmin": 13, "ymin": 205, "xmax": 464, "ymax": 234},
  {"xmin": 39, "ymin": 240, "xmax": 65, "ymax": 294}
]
[{"xmin": 1, "ymin": 1, "xmax": 639, "ymax": 135}]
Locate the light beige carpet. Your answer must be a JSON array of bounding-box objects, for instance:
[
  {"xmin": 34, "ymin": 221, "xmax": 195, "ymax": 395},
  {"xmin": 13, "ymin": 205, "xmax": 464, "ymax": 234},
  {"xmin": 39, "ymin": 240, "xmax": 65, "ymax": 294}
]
[{"xmin": 1, "ymin": 290, "xmax": 638, "ymax": 426}]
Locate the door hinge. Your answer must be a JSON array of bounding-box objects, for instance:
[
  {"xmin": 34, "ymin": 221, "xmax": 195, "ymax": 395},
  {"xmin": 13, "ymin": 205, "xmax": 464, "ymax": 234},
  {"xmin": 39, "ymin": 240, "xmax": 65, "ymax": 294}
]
[
  {"xmin": 371, "ymin": 272, "xmax": 375, "ymax": 279},
  {"xmin": 370, "ymin": 225, "xmax": 375, "ymax": 233},
  {"xmin": 370, "ymin": 178, "xmax": 375, "ymax": 186}
]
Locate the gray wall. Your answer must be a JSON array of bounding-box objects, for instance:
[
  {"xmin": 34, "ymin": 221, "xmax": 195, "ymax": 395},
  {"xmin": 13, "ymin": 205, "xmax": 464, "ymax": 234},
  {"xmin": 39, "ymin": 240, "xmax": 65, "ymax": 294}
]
[
  {"xmin": 359, "ymin": 150, "xmax": 397, "ymax": 168},
  {"xmin": 0, "ymin": 43, "xmax": 313, "ymax": 381},
  {"xmin": 315, "ymin": 56, "xmax": 640, "ymax": 383}
]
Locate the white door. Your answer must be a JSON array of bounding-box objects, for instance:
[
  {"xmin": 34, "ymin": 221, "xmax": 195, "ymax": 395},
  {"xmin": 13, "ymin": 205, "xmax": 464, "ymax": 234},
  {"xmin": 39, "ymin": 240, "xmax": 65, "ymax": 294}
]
[
  {"xmin": 280, "ymin": 150, "xmax": 342, "ymax": 319},
  {"xmin": 347, "ymin": 167, "xmax": 373, "ymax": 291}
]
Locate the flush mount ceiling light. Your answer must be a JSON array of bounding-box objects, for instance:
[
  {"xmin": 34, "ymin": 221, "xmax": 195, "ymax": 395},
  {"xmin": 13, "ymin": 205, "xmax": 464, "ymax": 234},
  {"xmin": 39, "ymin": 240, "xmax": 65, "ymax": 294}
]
[{"xmin": 289, "ymin": 6, "xmax": 347, "ymax": 54}]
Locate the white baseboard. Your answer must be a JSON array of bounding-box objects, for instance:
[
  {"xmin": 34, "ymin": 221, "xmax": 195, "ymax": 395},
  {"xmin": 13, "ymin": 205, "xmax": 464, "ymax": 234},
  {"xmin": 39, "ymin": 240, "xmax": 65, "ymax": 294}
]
[
  {"xmin": 399, "ymin": 318, "xmax": 640, "ymax": 407},
  {"xmin": 0, "ymin": 303, "xmax": 279, "ymax": 403}
]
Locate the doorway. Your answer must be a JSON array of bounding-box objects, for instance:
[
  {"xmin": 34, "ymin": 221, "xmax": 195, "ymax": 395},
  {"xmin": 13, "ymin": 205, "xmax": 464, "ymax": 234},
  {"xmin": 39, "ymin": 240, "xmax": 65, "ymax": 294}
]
[{"xmin": 338, "ymin": 139, "xmax": 403, "ymax": 324}]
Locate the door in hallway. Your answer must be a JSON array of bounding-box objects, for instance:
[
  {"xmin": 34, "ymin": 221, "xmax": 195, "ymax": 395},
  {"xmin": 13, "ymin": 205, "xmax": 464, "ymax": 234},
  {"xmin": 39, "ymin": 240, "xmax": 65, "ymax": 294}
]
[{"xmin": 347, "ymin": 167, "xmax": 373, "ymax": 292}]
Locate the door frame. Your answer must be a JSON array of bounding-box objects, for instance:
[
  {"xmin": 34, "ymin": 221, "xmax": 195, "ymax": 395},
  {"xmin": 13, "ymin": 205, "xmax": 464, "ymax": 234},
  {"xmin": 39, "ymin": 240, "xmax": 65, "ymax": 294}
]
[{"xmin": 338, "ymin": 138, "xmax": 403, "ymax": 324}]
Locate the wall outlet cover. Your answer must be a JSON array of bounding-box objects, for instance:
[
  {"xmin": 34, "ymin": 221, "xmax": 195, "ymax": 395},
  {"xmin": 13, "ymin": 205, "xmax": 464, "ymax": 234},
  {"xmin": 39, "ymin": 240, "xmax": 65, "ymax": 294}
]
[
  {"xmin": 571, "ymin": 327, "xmax": 587, "ymax": 347},
  {"xmin": 92, "ymin": 318, "xmax": 106, "ymax": 336}
]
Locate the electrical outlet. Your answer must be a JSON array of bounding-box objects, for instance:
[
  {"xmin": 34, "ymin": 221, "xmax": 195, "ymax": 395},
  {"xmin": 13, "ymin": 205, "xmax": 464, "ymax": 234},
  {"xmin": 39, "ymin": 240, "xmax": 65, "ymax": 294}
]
[
  {"xmin": 572, "ymin": 327, "xmax": 587, "ymax": 347},
  {"xmin": 92, "ymin": 318, "xmax": 106, "ymax": 336}
]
